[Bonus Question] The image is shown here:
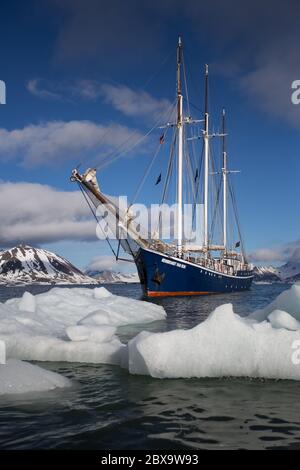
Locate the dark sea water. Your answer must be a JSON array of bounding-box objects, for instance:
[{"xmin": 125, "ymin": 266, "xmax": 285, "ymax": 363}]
[{"xmin": 1, "ymin": 282, "xmax": 300, "ymax": 450}]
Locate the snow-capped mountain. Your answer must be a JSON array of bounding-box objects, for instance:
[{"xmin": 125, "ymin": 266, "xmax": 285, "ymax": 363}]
[
  {"xmin": 0, "ymin": 244, "xmax": 99, "ymax": 285},
  {"xmin": 86, "ymin": 269, "xmax": 139, "ymax": 284},
  {"xmin": 253, "ymin": 261, "xmax": 300, "ymax": 283},
  {"xmin": 275, "ymin": 261, "xmax": 300, "ymax": 281},
  {"xmin": 253, "ymin": 266, "xmax": 281, "ymax": 283}
]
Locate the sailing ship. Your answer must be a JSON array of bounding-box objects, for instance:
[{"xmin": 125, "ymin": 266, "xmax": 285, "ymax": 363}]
[{"xmin": 71, "ymin": 38, "xmax": 254, "ymax": 297}]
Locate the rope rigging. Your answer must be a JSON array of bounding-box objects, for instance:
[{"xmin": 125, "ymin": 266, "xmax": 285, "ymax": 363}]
[
  {"xmin": 74, "ymin": 38, "xmax": 249, "ymax": 270},
  {"xmin": 77, "ymin": 182, "xmax": 135, "ymax": 263},
  {"xmin": 209, "ymin": 139, "xmax": 223, "ymax": 246},
  {"xmin": 156, "ymin": 126, "xmax": 177, "ymax": 237},
  {"xmin": 95, "ymin": 110, "xmax": 173, "ymax": 171},
  {"xmin": 228, "ymin": 177, "xmax": 246, "ymax": 259}
]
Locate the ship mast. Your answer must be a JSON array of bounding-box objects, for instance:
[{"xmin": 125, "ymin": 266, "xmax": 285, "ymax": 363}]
[
  {"xmin": 221, "ymin": 109, "xmax": 240, "ymax": 255},
  {"xmin": 176, "ymin": 36, "xmax": 183, "ymax": 256},
  {"xmin": 203, "ymin": 64, "xmax": 209, "ymax": 254},
  {"xmin": 222, "ymin": 109, "xmax": 227, "ymax": 250}
]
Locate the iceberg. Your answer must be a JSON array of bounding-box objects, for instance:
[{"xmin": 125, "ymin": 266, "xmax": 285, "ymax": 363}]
[
  {"xmin": 0, "ymin": 286, "xmax": 166, "ymax": 365},
  {"xmin": 126, "ymin": 283, "xmax": 300, "ymax": 380}
]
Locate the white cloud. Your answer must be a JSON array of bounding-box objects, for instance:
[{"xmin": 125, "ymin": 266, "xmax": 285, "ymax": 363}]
[
  {"xmin": 27, "ymin": 79, "xmax": 173, "ymax": 122},
  {"xmin": 86, "ymin": 254, "xmax": 135, "ymax": 273},
  {"xmin": 249, "ymin": 248, "xmax": 285, "ymax": 264},
  {"xmin": 0, "ymin": 120, "xmax": 143, "ymax": 167},
  {"xmin": 101, "ymin": 83, "xmax": 172, "ymax": 121},
  {"xmin": 26, "ymin": 78, "xmax": 102, "ymax": 102},
  {"xmin": 27, "ymin": 79, "xmax": 62, "ymax": 100},
  {"xmin": 0, "ymin": 181, "xmax": 98, "ymax": 246},
  {"xmin": 250, "ymin": 239, "xmax": 300, "ymax": 264},
  {"xmin": 72, "ymin": 79, "xmax": 103, "ymax": 100}
]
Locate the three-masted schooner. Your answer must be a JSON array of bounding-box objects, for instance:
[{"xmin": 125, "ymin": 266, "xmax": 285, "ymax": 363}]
[{"xmin": 71, "ymin": 38, "xmax": 254, "ymax": 297}]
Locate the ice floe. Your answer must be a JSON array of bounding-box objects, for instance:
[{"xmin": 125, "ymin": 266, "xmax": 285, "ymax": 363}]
[
  {"xmin": 126, "ymin": 283, "xmax": 300, "ymax": 380},
  {"xmin": 0, "ymin": 340, "xmax": 70, "ymax": 395},
  {"xmin": 3, "ymin": 283, "xmax": 300, "ymax": 382},
  {"xmin": 0, "ymin": 358, "xmax": 71, "ymax": 395},
  {"xmin": 0, "ymin": 286, "xmax": 166, "ymax": 365},
  {"xmin": 250, "ymin": 283, "xmax": 300, "ymax": 322},
  {"xmin": 267, "ymin": 310, "xmax": 300, "ymax": 331}
]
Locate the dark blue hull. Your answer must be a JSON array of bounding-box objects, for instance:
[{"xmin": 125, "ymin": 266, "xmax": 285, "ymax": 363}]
[{"xmin": 135, "ymin": 247, "xmax": 253, "ymax": 297}]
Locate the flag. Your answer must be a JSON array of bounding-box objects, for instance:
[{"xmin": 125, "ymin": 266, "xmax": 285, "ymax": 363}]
[
  {"xmin": 235, "ymin": 241, "xmax": 240, "ymax": 248},
  {"xmin": 194, "ymin": 168, "xmax": 199, "ymax": 182},
  {"xmin": 159, "ymin": 134, "xmax": 165, "ymax": 144},
  {"xmin": 155, "ymin": 173, "xmax": 162, "ymax": 185}
]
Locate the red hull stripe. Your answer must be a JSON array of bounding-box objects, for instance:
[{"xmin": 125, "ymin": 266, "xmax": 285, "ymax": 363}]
[{"xmin": 147, "ymin": 291, "xmax": 217, "ymax": 297}]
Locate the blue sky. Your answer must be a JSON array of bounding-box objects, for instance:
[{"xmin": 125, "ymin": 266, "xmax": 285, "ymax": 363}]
[{"xmin": 1, "ymin": 0, "xmax": 300, "ymax": 270}]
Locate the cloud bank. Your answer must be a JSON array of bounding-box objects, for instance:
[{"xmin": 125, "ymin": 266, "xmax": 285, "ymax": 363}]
[
  {"xmin": 0, "ymin": 182, "xmax": 98, "ymax": 246},
  {"xmin": 3, "ymin": 180, "xmax": 300, "ymax": 266},
  {"xmin": 250, "ymin": 239, "xmax": 300, "ymax": 264},
  {"xmin": 86, "ymin": 255, "xmax": 135, "ymax": 273},
  {"xmin": 101, "ymin": 84, "xmax": 172, "ymax": 120},
  {"xmin": 0, "ymin": 120, "xmax": 143, "ymax": 167}
]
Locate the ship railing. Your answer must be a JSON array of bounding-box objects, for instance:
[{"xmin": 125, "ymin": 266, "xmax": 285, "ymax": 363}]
[{"xmin": 148, "ymin": 241, "xmax": 252, "ymax": 276}]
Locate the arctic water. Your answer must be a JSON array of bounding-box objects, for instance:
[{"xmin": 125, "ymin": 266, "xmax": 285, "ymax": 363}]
[{"xmin": 0, "ymin": 282, "xmax": 299, "ymax": 450}]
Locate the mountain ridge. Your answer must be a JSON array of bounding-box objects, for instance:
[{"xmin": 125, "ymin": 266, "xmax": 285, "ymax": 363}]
[
  {"xmin": 0, "ymin": 244, "xmax": 98, "ymax": 285},
  {"xmin": 253, "ymin": 261, "xmax": 300, "ymax": 283},
  {"xmin": 2, "ymin": 243, "xmax": 299, "ymax": 286},
  {"xmin": 85, "ymin": 269, "xmax": 139, "ymax": 284}
]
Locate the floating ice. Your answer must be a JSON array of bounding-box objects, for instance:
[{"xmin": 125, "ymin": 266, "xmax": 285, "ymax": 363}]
[
  {"xmin": 0, "ymin": 287, "xmax": 166, "ymax": 365},
  {"xmin": 19, "ymin": 291, "xmax": 36, "ymax": 313},
  {"xmin": 0, "ymin": 340, "xmax": 70, "ymax": 395},
  {"xmin": 78, "ymin": 293, "xmax": 165, "ymax": 327},
  {"xmin": 250, "ymin": 283, "xmax": 300, "ymax": 322},
  {"xmin": 126, "ymin": 284, "xmax": 300, "ymax": 380},
  {"xmin": 267, "ymin": 310, "xmax": 300, "ymax": 331},
  {"xmin": 0, "ymin": 359, "xmax": 71, "ymax": 395},
  {"xmin": 4, "ymin": 283, "xmax": 300, "ymax": 381},
  {"xmin": 6, "ymin": 286, "xmax": 165, "ymax": 328}
]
